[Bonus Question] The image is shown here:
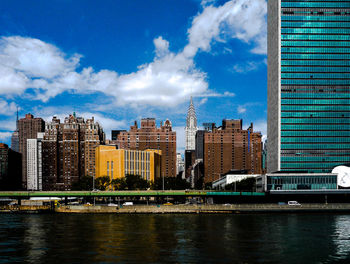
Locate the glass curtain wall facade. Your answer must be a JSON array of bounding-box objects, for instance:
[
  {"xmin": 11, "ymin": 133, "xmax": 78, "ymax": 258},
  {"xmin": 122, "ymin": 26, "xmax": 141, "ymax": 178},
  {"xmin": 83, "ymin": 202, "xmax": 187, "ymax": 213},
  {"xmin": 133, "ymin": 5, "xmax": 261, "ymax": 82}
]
[
  {"xmin": 266, "ymin": 174, "xmax": 337, "ymax": 190},
  {"xmin": 268, "ymin": 0, "xmax": 350, "ymax": 173}
]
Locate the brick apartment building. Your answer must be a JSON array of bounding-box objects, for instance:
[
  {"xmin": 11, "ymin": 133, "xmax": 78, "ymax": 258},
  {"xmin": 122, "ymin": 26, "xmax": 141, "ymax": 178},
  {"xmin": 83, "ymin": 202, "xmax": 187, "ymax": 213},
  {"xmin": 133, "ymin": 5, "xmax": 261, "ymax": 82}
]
[
  {"xmin": 18, "ymin": 114, "xmax": 45, "ymax": 189},
  {"xmin": 116, "ymin": 118, "xmax": 177, "ymax": 178},
  {"xmin": 204, "ymin": 119, "xmax": 262, "ymax": 183},
  {"xmin": 42, "ymin": 114, "xmax": 104, "ymax": 190}
]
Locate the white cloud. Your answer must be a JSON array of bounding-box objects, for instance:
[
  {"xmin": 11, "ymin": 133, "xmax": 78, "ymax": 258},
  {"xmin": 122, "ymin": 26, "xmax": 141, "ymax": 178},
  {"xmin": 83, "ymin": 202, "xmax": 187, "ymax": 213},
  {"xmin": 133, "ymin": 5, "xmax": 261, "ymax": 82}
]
[
  {"xmin": 153, "ymin": 36, "xmax": 170, "ymax": 58},
  {"xmin": 0, "ymin": 0, "xmax": 266, "ymax": 107},
  {"xmin": 0, "ymin": 100, "xmax": 17, "ymax": 116},
  {"xmin": 199, "ymin": 97, "xmax": 208, "ymax": 105},
  {"xmin": 0, "ymin": 131, "xmax": 12, "ymax": 140},
  {"xmin": 0, "ymin": 119, "xmax": 16, "ymax": 131},
  {"xmin": 0, "ymin": 36, "xmax": 80, "ymax": 79},
  {"xmin": 201, "ymin": 0, "xmax": 216, "ymax": 8},
  {"xmin": 185, "ymin": 0, "xmax": 267, "ymax": 57},
  {"xmin": 237, "ymin": 105, "xmax": 246, "ymax": 113},
  {"xmin": 232, "ymin": 60, "xmax": 265, "ymax": 73}
]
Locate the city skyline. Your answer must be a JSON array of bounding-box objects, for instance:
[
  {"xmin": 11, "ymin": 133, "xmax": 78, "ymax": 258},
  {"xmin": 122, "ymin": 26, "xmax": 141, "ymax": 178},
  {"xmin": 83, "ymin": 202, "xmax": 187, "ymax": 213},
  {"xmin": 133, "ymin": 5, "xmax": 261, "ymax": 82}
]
[{"xmin": 0, "ymin": 0, "xmax": 268, "ymax": 153}]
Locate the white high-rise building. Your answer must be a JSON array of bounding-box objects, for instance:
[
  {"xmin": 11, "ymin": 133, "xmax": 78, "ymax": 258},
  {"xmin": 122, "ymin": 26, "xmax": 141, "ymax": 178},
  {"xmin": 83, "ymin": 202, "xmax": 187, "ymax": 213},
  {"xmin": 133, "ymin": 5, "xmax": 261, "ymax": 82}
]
[
  {"xmin": 185, "ymin": 97, "xmax": 198, "ymax": 150},
  {"xmin": 27, "ymin": 132, "xmax": 44, "ymax": 190},
  {"xmin": 176, "ymin": 153, "xmax": 185, "ymax": 177}
]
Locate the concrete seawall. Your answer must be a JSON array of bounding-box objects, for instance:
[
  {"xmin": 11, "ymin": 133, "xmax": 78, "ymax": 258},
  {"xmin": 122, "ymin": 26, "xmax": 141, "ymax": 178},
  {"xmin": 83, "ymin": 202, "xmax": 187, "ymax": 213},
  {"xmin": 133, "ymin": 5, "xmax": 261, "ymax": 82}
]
[
  {"xmin": 55, "ymin": 204, "xmax": 350, "ymax": 214},
  {"xmin": 2, "ymin": 204, "xmax": 350, "ymax": 214}
]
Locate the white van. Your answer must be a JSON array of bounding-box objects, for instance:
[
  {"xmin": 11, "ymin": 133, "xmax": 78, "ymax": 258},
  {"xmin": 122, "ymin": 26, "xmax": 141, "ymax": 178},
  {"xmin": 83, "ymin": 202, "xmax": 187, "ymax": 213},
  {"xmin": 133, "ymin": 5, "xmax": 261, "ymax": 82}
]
[
  {"xmin": 288, "ymin": 201, "xmax": 301, "ymax": 206},
  {"xmin": 122, "ymin": 202, "xmax": 133, "ymax": 206}
]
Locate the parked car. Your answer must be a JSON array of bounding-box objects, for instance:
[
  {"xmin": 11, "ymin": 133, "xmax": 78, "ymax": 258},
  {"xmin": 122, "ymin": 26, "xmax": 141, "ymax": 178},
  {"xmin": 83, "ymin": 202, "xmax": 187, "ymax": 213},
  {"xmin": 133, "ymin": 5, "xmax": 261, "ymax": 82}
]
[
  {"xmin": 288, "ymin": 201, "xmax": 301, "ymax": 206},
  {"xmin": 122, "ymin": 202, "xmax": 133, "ymax": 206}
]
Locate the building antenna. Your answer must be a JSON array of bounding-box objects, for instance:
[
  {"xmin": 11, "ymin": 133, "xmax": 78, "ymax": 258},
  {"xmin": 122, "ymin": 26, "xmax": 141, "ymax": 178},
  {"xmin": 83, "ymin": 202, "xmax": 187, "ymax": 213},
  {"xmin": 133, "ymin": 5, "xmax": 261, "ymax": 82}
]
[{"xmin": 16, "ymin": 106, "xmax": 19, "ymax": 131}]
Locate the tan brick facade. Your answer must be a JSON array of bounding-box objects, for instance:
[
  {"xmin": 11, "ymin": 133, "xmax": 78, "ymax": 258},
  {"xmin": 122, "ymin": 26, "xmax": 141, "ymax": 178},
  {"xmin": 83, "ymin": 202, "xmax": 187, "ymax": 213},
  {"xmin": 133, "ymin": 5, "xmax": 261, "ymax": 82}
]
[
  {"xmin": 204, "ymin": 119, "xmax": 262, "ymax": 183},
  {"xmin": 116, "ymin": 118, "xmax": 176, "ymax": 177}
]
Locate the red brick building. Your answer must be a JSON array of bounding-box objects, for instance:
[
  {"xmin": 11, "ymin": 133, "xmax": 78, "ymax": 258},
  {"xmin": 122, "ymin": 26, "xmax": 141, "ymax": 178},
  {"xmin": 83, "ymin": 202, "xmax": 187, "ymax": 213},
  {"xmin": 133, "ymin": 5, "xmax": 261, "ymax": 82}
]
[
  {"xmin": 18, "ymin": 114, "xmax": 45, "ymax": 189},
  {"xmin": 116, "ymin": 118, "xmax": 176, "ymax": 178},
  {"xmin": 204, "ymin": 119, "xmax": 262, "ymax": 183}
]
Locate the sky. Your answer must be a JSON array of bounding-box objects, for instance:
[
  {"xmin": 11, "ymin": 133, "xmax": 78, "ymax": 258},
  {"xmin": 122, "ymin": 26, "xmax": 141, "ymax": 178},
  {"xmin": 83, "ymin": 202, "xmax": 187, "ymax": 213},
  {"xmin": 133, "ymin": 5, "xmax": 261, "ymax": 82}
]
[{"xmin": 0, "ymin": 0, "xmax": 267, "ymax": 153}]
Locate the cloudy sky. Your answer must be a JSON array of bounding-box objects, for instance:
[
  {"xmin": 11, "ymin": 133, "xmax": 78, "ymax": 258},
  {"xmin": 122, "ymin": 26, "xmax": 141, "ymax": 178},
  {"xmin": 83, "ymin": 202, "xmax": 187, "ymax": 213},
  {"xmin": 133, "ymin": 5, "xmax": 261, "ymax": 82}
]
[{"xmin": 0, "ymin": 0, "xmax": 267, "ymax": 152}]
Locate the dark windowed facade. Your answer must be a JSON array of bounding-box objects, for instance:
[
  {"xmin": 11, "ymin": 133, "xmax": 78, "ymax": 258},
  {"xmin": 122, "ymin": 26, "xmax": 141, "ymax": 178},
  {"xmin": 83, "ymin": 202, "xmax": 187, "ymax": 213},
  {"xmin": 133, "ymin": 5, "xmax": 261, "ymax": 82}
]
[{"xmin": 268, "ymin": 1, "xmax": 350, "ymax": 173}]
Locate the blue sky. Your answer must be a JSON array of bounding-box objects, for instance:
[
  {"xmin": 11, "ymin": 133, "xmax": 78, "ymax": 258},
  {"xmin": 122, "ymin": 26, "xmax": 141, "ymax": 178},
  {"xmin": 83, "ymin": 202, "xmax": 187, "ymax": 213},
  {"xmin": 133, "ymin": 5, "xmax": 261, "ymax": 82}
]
[{"xmin": 0, "ymin": 0, "xmax": 267, "ymax": 152}]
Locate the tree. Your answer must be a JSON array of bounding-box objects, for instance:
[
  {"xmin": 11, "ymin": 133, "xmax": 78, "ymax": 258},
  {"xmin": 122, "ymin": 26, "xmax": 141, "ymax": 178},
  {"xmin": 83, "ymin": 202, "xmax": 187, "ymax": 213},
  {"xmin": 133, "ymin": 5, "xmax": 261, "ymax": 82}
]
[
  {"xmin": 95, "ymin": 176, "xmax": 111, "ymax": 191},
  {"xmin": 71, "ymin": 176, "xmax": 93, "ymax": 190},
  {"xmin": 125, "ymin": 174, "xmax": 149, "ymax": 190},
  {"xmin": 225, "ymin": 177, "xmax": 256, "ymax": 192},
  {"xmin": 111, "ymin": 178, "xmax": 127, "ymax": 190},
  {"xmin": 151, "ymin": 175, "xmax": 190, "ymax": 190}
]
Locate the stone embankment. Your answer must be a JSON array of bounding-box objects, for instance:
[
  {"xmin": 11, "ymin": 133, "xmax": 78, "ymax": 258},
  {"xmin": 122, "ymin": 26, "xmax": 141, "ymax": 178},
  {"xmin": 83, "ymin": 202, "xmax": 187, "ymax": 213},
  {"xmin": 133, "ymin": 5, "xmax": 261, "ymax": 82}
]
[
  {"xmin": 2, "ymin": 204, "xmax": 350, "ymax": 214},
  {"xmin": 56, "ymin": 204, "xmax": 350, "ymax": 214}
]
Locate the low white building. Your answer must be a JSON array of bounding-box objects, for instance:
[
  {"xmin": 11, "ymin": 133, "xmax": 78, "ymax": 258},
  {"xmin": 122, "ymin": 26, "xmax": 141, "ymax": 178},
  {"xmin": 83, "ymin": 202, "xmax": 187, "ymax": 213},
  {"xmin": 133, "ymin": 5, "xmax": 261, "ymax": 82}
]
[
  {"xmin": 27, "ymin": 132, "xmax": 44, "ymax": 190},
  {"xmin": 212, "ymin": 173, "xmax": 262, "ymax": 190}
]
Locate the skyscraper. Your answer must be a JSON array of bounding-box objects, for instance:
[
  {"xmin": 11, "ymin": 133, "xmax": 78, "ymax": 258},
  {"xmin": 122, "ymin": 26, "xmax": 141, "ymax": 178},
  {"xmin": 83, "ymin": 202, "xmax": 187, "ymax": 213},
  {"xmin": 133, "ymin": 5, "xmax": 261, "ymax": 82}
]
[
  {"xmin": 185, "ymin": 97, "xmax": 198, "ymax": 151},
  {"xmin": 267, "ymin": 1, "xmax": 350, "ymax": 173},
  {"xmin": 18, "ymin": 114, "xmax": 45, "ymax": 189}
]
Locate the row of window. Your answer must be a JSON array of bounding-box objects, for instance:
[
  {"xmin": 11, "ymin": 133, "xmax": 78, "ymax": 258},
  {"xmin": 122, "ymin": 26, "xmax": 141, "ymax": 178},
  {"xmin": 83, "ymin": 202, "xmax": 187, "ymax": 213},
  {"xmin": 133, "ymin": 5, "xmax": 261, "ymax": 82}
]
[
  {"xmin": 281, "ymin": 144, "xmax": 350, "ymax": 149},
  {"xmin": 281, "ymin": 156, "xmax": 350, "ymax": 162},
  {"xmin": 281, "ymin": 114, "xmax": 350, "ymax": 119},
  {"xmin": 282, "ymin": 66, "xmax": 350, "ymax": 73},
  {"xmin": 282, "ymin": 93, "xmax": 350, "ymax": 99},
  {"xmin": 282, "ymin": 131, "xmax": 350, "ymax": 136},
  {"xmin": 282, "ymin": 98, "xmax": 350, "ymax": 104},
  {"xmin": 282, "ymin": 73, "xmax": 350, "ymax": 79},
  {"xmin": 282, "ymin": 34, "xmax": 350, "ymax": 40},
  {"xmin": 282, "ymin": 124, "xmax": 350, "ymax": 129},
  {"xmin": 282, "ymin": 47, "xmax": 350, "ymax": 53},
  {"xmin": 281, "ymin": 18, "xmax": 350, "ymax": 24},
  {"xmin": 282, "ymin": 105, "xmax": 350, "ymax": 111},
  {"xmin": 281, "ymin": 79, "xmax": 350, "ymax": 84},
  {"xmin": 267, "ymin": 176, "xmax": 337, "ymax": 185},
  {"xmin": 280, "ymin": 162, "xmax": 347, "ymax": 168},
  {"xmin": 282, "ymin": 41, "xmax": 350, "ymax": 48},
  {"xmin": 281, "ymin": 137, "xmax": 350, "ymax": 143},
  {"xmin": 282, "ymin": 58, "xmax": 350, "ymax": 64},
  {"xmin": 282, "ymin": 2, "xmax": 350, "ymax": 7},
  {"xmin": 282, "ymin": 21, "xmax": 350, "ymax": 27}
]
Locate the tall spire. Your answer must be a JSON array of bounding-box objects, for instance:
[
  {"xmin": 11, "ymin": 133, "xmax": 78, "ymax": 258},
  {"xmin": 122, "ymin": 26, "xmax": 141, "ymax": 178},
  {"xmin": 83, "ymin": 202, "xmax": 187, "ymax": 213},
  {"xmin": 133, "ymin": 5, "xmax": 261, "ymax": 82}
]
[
  {"xmin": 185, "ymin": 96, "xmax": 198, "ymax": 150},
  {"xmin": 16, "ymin": 107, "xmax": 19, "ymax": 131}
]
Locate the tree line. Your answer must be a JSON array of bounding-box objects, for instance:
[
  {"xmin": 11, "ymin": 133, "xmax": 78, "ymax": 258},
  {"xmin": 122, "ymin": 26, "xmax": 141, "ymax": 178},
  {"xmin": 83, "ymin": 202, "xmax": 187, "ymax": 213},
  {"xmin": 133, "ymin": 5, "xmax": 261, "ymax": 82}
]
[{"xmin": 72, "ymin": 174, "xmax": 190, "ymax": 191}]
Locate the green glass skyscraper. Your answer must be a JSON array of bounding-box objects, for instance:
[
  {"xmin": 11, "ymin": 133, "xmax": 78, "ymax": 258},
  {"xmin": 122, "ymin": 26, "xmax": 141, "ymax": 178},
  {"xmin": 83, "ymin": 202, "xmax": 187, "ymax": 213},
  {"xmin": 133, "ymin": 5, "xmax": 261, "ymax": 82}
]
[{"xmin": 267, "ymin": 0, "xmax": 350, "ymax": 173}]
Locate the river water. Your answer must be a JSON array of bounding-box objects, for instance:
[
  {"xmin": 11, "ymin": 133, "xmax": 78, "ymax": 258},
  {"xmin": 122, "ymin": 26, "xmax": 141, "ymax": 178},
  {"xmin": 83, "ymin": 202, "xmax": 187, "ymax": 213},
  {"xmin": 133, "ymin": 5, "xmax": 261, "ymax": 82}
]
[{"xmin": 1, "ymin": 213, "xmax": 350, "ymax": 263}]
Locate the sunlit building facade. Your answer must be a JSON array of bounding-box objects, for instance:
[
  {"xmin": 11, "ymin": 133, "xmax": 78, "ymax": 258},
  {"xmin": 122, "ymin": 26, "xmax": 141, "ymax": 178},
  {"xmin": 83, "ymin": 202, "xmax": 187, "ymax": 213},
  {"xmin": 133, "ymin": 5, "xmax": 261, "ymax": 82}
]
[
  {"xmin": 95, "ymin": 146, "xmax": 162, "ymax": 182},
  {"xmin": 268, "ymin": 0, "xmax": 350, "ymax": 173}
]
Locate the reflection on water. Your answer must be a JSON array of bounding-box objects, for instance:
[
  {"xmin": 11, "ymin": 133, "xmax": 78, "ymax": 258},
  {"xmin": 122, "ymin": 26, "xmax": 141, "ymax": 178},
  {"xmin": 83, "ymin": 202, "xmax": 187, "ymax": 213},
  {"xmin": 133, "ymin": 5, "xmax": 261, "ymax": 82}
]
[
  {"xmin": 24, "ymin": 215, "xmax": 46, "ymax": 263},
  {"xmin": 332, "ymin": 216, "xmax": 350, "ymax": 261},
  {"xmin": 1, "ymin": 214, "xmax": 350, "ymax": 263}
]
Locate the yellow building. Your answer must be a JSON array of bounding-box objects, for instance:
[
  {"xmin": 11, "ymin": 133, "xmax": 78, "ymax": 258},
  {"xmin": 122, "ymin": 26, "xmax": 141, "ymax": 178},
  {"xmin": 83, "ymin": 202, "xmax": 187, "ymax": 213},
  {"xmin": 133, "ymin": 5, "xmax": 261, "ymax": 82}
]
[{"xmin": 95, "ymin": 146, "xmax": 161, "ymax": 182}]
